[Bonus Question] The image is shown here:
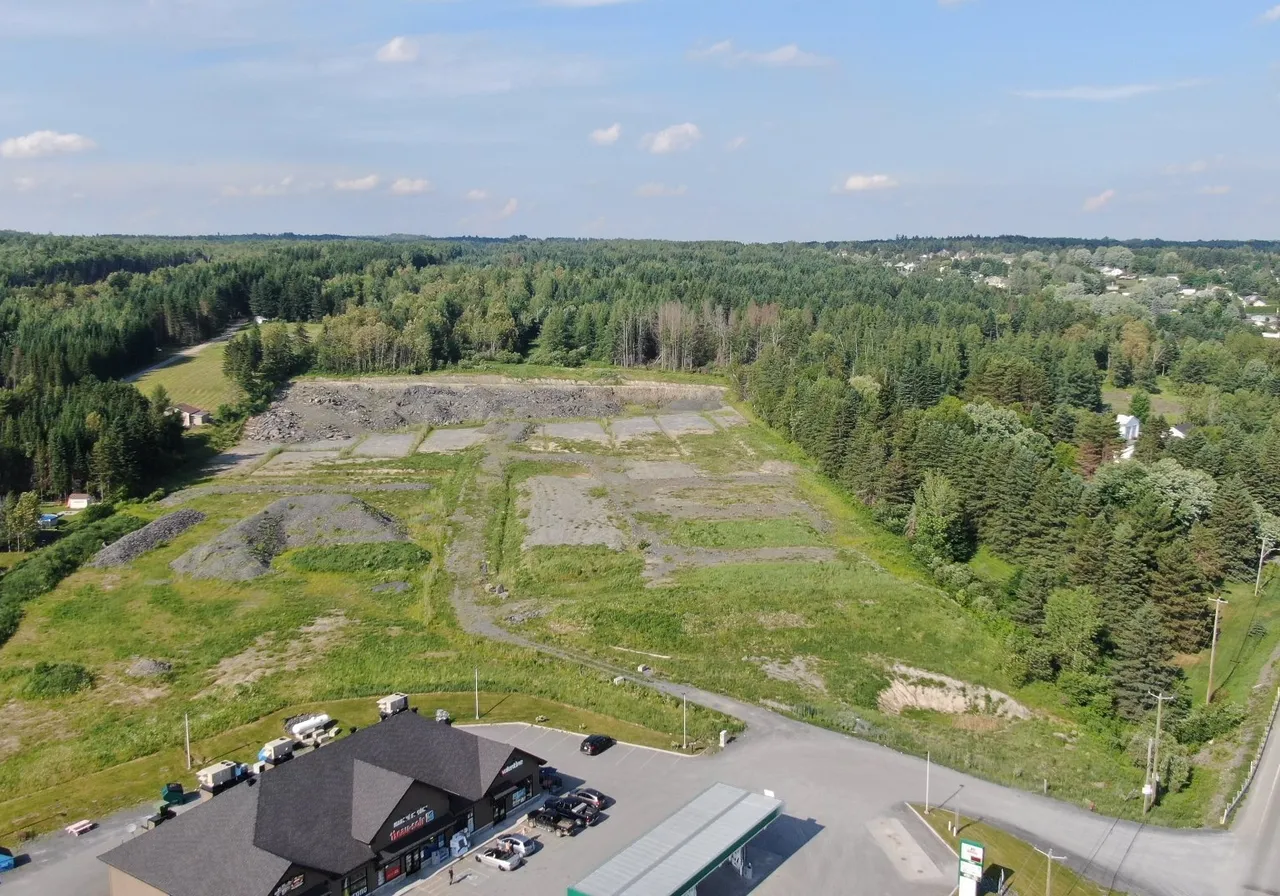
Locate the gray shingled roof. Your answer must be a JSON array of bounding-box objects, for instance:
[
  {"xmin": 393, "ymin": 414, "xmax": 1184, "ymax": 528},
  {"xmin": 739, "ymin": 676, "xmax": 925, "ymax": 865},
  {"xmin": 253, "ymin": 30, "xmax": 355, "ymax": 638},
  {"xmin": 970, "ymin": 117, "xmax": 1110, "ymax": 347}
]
[
  {"xmin": 99, "ymin": 782, "xmax": 292, "ymax": 896},
  {"xmin": 101, "ymin": 712, "xmax": 545, "ymax": 891}
]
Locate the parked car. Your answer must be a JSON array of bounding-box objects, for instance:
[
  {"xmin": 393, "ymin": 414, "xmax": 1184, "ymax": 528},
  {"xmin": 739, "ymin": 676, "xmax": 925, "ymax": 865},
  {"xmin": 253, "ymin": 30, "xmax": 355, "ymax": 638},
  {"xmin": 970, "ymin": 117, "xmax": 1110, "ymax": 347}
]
[
  {"xmin": 540, "ymin": 766, "xmax": 563, "ymax": 793},
  {"xmin": 475, "ymin": 846, "xmax": 524, "ymax": 872},
  {"xmin": 569, "ymin": 788, "xmax": 609, "ymax": 810},
  {"xmin": 580, "ymin": 734, "xmax": 615, "ymax": 755},
  {"xmin": 527, "ymin": 808, "xmax": 576, "ymax": 837},
  {"xmin": 141, "ymin": 809, "xmax": 174, "ymax": 831},
  {"xmin": 548, "ymin": 797, "xmax": 600, "ymax": 826},
  {"xmin": 496, "ymin": 833, "xmax": 538, "ymax": 857}
]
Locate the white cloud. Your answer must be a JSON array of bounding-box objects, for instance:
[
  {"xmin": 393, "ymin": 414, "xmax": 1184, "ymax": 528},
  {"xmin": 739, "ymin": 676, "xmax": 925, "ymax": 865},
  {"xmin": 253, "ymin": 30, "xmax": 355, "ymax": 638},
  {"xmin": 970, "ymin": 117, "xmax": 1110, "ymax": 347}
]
[
  {"xmin": 1015, "ymin": 80, "xmax": 1203, "ymax": 101},
  {"xmin": 642, "ymin": 122, "xmax": 701, "ymax": 154},
  {"xmin": 590, "ymin": 123, "xmax": 622, "ymax": 146},
  {"xmin": 1263, "ymin": 5, "xmax": 1280, "ymax": 22},
  {"xmin": 221, "ymin": 175, "xmax": 296, "ymax": 198},
  {"xmin": 689, "ymin": 39, "xmax": 833, "ymax": 68},
  {"xmin": 0, "ymin": 130, "xmax": 96, "ymax": 159},
  {"xmin": 725, "ymin": 136, "xmax": 747, "ymax": 151},
  {"xmin": 13, "ymin": 176, "xmax": 36, "ymax": 192},
  {"xmin": 498, "ymin": 198, "xmax": 519, "ymax": 219},
  {"xmin": 840, "ymin": 174, "xmax": 898, "ymax": 192},
  {"xmin": 1199, "ymin": 185, "xmax": 1232, "ymax": 195},
  {"xmin": 376, "ymin": 36, "xmax": 419, "ymax": 63},
  {"xmin": 1083, "ymin": 189, "xmax": 1116, "ymax": 212},
  {"xmin": 1164, "ymin": 159, "xmax": 1210, "ymax": 175},
  {"xmin": 465, "ymin": 189, "xmax": 490, "ymax": 201},
  {"xmin": 334, "ymin": 174, "xmax": 380, "ymax": 191},
  {"xmin": 635, "ymin": 182, "xmax": 687, "ymax": 198},
  {"xmin": 390, "ymin": 177, "xmax": 432, "ymax": 195}
]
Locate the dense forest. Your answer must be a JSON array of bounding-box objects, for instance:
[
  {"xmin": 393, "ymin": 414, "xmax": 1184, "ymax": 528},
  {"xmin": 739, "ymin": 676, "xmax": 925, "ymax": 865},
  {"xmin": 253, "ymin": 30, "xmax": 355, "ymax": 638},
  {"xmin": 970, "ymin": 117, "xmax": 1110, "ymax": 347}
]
[{"xmin": 3, "ymin": 230, "xmax": 1280, "ymax": 764}]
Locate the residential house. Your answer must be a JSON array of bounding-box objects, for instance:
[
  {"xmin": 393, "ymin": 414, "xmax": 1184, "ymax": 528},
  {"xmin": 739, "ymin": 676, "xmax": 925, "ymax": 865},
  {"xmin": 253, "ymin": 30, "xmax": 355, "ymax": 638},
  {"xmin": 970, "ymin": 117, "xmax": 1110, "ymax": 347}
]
[
  {"xmin": 169, "ymin": 404, "xmax": 212, "ymax": 428},
  {"xmin": 1265, "ymin": 332, "xmax": 1280, "ymax": 340},
  {"xmin": 1245, "ymin": 295, "xmax": 1268, "ymax": 308},
  {"xmin": 1116, "ymin": 414, "xmax": 1141, "ymax": 443},
  {"xmin": 1167, "ymin": 423, "xmax": 1193, "ymax": 440},
  {"xmin": 67, "ymin": 493, "xmax": 95, "ymax": 511}
]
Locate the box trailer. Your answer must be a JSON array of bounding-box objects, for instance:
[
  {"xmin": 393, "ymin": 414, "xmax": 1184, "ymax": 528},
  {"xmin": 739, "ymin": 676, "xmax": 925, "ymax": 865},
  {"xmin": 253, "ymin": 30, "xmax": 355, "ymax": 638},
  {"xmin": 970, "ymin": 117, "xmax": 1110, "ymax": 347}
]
[
  {"xmin": 377, "ymin": 693, "xmax": 409, "ymax": 719},
  {"xmin": 258, "ymin": 737, "xmax": 296, "ymax": 764}
]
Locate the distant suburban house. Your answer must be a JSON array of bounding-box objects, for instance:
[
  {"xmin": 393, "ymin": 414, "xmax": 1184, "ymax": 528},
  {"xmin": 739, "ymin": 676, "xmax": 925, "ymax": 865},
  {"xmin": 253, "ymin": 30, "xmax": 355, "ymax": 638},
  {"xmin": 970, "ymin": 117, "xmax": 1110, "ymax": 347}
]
[
  {"xmin": 169, "ymin": 404, "xmax": 212, "ymax": 428},
  {"xmin": 1265, "ymin": 332, "xmax": 1280, "ymax": 340},
  {"xmin": 1116, "ymin": 414, "xmax": 1141, "ymax": 442},
  {"xmin": 1245, "ymin": 295, "xmax": 1268, "ymax": 308},
  {"xmin": 67, "ymin": 493, "xmax": 95, "ymax": 511},
  {"xmin": 254, "ymin": 315, "xmax": 271, "ymax": 325},
  {"xmin": 1249, "ymin": 315, "xmax": 1274, "ymax": 328},
  {"xmin": 1100, "ymin": 266, "xmax": 1126, "ymax": 278},
  {"xmin": 984, "ymin": 275, "xmax": 1009, "ymax": 290},
  {"xmin": 1180, "ymin": 287, "xmax": 1198, "ymax": 297},
  {"xmin": 1167, "ymin": 423, "xmax": 1193, "ymax": 440}
]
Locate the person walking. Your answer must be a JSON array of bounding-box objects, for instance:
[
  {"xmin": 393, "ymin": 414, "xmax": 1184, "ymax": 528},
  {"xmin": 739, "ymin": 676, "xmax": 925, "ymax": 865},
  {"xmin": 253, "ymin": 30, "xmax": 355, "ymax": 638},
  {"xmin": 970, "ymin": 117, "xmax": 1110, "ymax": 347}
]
[{"xmin": 448, "ymin": 867, "xmax": 454, "ymax": 886}]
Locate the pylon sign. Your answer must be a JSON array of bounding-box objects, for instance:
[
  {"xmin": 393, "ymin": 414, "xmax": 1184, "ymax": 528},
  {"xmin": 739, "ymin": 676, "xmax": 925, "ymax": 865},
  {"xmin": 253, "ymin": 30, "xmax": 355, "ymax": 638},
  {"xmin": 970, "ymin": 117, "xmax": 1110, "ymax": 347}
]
[{"xmin": 958, "ymin": 839, "xmax": 984, "ymax": 896}]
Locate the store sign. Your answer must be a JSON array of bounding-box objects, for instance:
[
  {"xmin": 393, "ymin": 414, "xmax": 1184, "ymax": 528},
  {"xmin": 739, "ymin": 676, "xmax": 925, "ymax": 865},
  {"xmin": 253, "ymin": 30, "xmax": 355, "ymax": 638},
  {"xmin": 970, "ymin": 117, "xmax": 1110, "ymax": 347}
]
[
  {"xmin": 273, "ymin": 874, "xmax": 305, "ymax": 896},
  {"xmin": 390, "ymin": 805, "xmax": 435, "ymax": 842},
  {"xmin": 959, "ymin": 839, "xmax": 984, "ymax": 882},
  {"xmin": 500, "ymin": 759, "xmax": 524, "ymax": 776}
]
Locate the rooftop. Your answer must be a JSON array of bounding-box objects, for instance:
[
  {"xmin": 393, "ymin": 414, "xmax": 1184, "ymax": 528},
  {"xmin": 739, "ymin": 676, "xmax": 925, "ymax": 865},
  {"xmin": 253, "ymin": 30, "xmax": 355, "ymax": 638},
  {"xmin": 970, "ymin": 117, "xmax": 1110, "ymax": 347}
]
[{"xmin": 568, "ymin": 783, "xmax": 782, "ymax": 896}]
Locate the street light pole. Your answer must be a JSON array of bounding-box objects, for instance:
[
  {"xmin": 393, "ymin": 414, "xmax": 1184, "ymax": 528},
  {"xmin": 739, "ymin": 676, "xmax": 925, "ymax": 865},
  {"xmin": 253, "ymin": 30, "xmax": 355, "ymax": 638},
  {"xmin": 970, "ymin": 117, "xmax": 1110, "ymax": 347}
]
[
  {"xmin": 474, "ymin": 667, "xmax": 479, "ymax": 721},
  {"xmin": 925, "ymin": 751, "xmax": 931, "ymax": 814},
  {"xmin": 1256, "ymin": 535, "xmax": 1273, "ymax": 598},
  {"xmin": 1145, "ymin": 690, "xmax": 1173, "ymax": 814},
  {"xmin": 1206, "ymin": 596, "xmax": 1229, "ymax": 705},
  {"xmin": 682, "ymin": 695, "xmax": 687, "ymax": 751},
  {"xmin": 1034, "ymin": 846, "xmax": 1066, "ymax": 896}
]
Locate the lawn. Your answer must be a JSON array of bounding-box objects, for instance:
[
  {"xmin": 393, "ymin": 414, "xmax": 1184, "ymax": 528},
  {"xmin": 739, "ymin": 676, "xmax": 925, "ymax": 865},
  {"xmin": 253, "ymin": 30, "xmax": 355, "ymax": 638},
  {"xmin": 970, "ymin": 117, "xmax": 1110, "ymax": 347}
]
[
  {"xmin": 1102, "ymin": 378, "xmax": 1187, "ymax": 422},
  {"xmin": 131, "ymin": 342, "xmax": 241, "ymax": 412},
  {"xmin": 0, "ymin": 691, "xmax": 668, "ymax": 840},
  {"xmin": 911, "ymin": 804, "xmax": 1126, "ymax": 896},
  {"xmin": 0, "ymin": 552, "xmax": 27, "ymax": 572}
]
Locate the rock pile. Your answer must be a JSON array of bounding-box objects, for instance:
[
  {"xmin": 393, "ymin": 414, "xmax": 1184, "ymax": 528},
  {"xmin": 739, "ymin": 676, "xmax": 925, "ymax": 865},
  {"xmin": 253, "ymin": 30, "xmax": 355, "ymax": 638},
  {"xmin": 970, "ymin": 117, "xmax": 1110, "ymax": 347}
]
[
  {"xmin": 89, "ymin": 510, "xmax": 207, "ymax": 568},
  {"xmin": 170, "ymin": 495, "xmax": 406, "ymax": 582}
]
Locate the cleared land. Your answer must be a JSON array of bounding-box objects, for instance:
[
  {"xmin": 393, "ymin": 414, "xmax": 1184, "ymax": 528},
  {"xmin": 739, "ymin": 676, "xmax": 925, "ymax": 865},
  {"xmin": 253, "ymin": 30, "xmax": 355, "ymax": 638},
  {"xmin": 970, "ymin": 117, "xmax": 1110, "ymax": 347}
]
[{"xmin": 130, "ymin": 341, "xmax": 240, "ymax": 412}]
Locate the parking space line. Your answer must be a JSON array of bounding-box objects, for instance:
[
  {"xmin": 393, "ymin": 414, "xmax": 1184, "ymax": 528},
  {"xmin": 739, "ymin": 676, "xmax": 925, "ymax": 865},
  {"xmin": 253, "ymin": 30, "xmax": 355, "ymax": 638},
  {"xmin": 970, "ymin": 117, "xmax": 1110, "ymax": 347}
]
[
  {"xmin": 522, "ymin": 727, "xmax": 553, "ymax": 746},
  {"xmin": 635, "ymin": 749, "xmax": 660, "ymax": 772},
  {"xmin": 613, "ymin": 745, "xmax": 636, "ymax": 765}
]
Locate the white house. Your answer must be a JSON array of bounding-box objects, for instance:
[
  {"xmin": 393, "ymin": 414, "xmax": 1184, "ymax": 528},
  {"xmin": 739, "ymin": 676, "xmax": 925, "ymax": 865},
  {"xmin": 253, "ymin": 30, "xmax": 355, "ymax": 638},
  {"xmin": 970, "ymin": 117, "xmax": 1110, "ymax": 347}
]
[
  {"xmin": 1264, "ymin": 332, "xmax": 1280, "ymax": 340},
  {"xmin": 1245, "ymin": 295, "xmax": 1268, "ymax": 308},
  {"xmin": 67, "ymin": 493, "xmax": 95, "ymax": 511},
  {"xmin": 1116, "ymin": 414, "xmax": 1141, "ymax": 442},
  {"xmin": 169, "ymin": 404, "xmax": 212, "ymax": 428},
  {"xmin": 1167, "ymin": 423, "xmax": 1193, "ymax": 440}
]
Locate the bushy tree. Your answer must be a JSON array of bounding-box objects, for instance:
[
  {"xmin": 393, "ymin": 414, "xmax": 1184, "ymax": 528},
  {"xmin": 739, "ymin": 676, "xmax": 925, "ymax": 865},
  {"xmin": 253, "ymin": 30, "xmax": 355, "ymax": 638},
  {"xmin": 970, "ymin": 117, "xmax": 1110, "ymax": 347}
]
[
  {"xmin": 906, "ymin": 471, "xmax": 969, "ymax": 562},
  {"xmin": 1111, "ymin": 602, "xmax": 1178, "ymax": 721}
]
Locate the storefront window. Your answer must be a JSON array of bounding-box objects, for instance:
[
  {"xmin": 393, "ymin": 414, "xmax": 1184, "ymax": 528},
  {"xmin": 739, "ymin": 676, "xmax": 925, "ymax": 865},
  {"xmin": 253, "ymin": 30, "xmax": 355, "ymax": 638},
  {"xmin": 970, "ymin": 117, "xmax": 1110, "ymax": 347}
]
[
  {"xmin": 512, "ymin": 784, "xmax": 530, "ymax": 807},
  {"xmin": 341, "ymin": 871, "xmax": 368, "ymax": 896}
]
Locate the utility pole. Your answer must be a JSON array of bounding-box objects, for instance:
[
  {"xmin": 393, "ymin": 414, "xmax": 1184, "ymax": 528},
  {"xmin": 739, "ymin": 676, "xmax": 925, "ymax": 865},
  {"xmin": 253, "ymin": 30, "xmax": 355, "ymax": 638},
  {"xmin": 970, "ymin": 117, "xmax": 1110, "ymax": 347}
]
[
  {"xmin": 1256, "ymin": 535, "xmax": 1273, "ymax": 598},
  {"xmin": 1144, "ymin": 690, "xmax": 1173, "ymax": 814},
  {"xmin": 1206, "ymin": 596, "xmax": 1229, "ymax": 705},
  {"xmin": 682, "ymin": 695, "xmax": 688, "ymax": 751},
  {"xmin": 474, "ymin": 667, "xmax": 479, "ymax": 721},
  {"xmin": 1034, "ymin": 846, "xmax": 1066, "ymax": 896},
  {"xmin": 184, "ymin": 713, "xmax": 191, "ymax": 770},
  {"xmin": 925, "ymin": 751, "xmax": 931, "ymax": 814}
]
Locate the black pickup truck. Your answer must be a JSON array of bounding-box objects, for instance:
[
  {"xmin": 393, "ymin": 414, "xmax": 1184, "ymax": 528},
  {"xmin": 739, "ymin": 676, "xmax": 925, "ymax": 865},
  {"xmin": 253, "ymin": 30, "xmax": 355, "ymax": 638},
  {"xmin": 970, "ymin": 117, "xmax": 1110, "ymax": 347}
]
[
  {"xmin": 527, "ymin": 808, "xmax": 578, "ymax": 837},
  {"xmin": 546, "ymin": 797, "xmax": 601, "ymax": 826}
]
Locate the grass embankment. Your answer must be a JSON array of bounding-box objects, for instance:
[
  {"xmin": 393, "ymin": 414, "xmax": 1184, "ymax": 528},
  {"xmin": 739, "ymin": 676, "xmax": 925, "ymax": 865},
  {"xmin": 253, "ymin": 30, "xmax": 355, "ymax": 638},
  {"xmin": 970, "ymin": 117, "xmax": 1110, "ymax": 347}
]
[
  {"xmin": 911, "ymin": 804, "xmax": 1125, "ymax": 896},
  {"xmin": 0, "ymin": 450, "xmax": 735, "ymax": 839},
  {"xmin": 131, "ymin": 342, "xmax": 241, "ymax": 412},
  {"xmin": 296, "ymin": 361, "xmax": 727, "ymax": 387},
  {"xmin": 0, "ymin": 692, "xmax": 666, "ymax": 839}
]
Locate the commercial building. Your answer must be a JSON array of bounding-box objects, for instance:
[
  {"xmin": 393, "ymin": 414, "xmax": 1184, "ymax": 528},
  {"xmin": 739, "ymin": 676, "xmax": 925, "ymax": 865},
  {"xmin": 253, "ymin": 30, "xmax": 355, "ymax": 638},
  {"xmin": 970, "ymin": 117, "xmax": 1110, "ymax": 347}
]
[
  {"xmin": 100, "ymin": 710, "xmax": 545, "ymax": 896},
  {"xmin": 569, "ymin": 782, "xmax": 782, "ymax": 896}
]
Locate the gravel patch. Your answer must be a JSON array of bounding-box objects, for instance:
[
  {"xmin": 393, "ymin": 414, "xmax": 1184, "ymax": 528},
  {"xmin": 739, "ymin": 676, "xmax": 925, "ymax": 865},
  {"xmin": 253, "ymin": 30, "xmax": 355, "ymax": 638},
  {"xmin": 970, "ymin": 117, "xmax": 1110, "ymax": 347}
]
[
  {"xmin": 353, "ymin": 433, "xmax": 418, "ymax": 457},
  {"xmin": 609, "ymin": 416, "xmax": 664, "ymax": 442},
  {"xmin": 757, "ymin": 656, "xmax": 827, "ymax": 693},
  {"xmin": 655, "ymin": 413, "xmax": 717, "ymax": 437},
  {"xmin": 521, "ymin": 476, "xmax": 624, "ymax": 550},
  {"xmin": 161, "ymin": 482, "xmax": 431, "ymax": 507},
  {"xmin": 371, "ymin": 581, "xmax": 410, "ymax": 594},
  {"xmin": 419, "ymin": 427, "xmax": 489, "ymax": 453},
  {"xmin": 625, "ymin": 460, "xmax": 700, "ymax": 481},
  {"xmin": 245, "ymin": 379, "xmax": 726, "ymax": 443},
  {"xmin": 877, "ymin": 664, "xmax": 1031, "ymax": 720},
  {"xmin": 90, "ymin": 510, "xmax": 207, "ymax": 567},
  {"xmin": 170, "ymin": 495, "xmax": 406, "ymax": 582},
  {"xmin": 540, "ymin": 421, "xmax": 609, "ymax": 444},
  {"xmin": 293, "ymin": 438, "xmax": 361, "ymax": 452},
  {"xmin": 260, "ymin": 449, "xmax": 342, "ymax": 470},
  {"xmin": 126, "ymin": 658, "xmax": 173, "ymax": 678}
]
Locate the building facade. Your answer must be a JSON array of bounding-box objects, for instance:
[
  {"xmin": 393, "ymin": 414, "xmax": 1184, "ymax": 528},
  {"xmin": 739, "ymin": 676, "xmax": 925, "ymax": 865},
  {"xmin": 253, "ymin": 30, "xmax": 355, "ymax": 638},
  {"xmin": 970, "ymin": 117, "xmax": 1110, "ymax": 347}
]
[{"xmin": 101, "ymin": 711, "xmax": 545, "ymax": 896}]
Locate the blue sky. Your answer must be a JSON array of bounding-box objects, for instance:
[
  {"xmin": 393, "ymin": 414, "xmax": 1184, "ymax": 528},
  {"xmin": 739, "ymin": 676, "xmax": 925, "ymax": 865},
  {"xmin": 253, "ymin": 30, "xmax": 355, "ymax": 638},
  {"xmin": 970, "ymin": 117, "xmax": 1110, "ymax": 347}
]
[{"xmin": 1, "ymin": 0, "xmax": 1277, "ymax": 240}]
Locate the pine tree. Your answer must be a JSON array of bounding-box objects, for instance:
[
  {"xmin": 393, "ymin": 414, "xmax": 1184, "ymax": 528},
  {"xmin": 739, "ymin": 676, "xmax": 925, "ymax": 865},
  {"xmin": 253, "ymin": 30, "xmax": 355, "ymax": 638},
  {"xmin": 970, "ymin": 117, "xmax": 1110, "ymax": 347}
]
[
  {"xmin": 1201, "ymin": 475, "xmax": 1259, "ymax": 581},
  {"xmin": 1006, "ymin": 563, "xmax": 1062, "ymax": 628},
  {"xmin": 1112, "ymin": 601, "xmax": 1178, "ymax": 721},
  {"xmin": 1151, "ymin": 541, "xmax": 1213, "ymax": 653},
  {"xmin": 1071, "ymin": 515, "xmax": 1111, "ymax": 593},
  {"xmin": 1129, "ymin": 390, "xmax": 1152, "ymax": 422},
  {"xmin": 1249, "ymin": 428, "xmax": 1280, "ymax": 517},
  {"xmin": 1103, "ymin": 521, "xmax": 1150, "ymax": 631}
]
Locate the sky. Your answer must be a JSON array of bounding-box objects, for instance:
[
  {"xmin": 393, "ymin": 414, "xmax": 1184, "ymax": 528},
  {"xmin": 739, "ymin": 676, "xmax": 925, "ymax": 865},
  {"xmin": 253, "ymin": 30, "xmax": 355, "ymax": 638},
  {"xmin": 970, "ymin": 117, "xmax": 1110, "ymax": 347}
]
[{"xmin": 1, "ymin": 0, "xmax": 1278, "ymax": 241}]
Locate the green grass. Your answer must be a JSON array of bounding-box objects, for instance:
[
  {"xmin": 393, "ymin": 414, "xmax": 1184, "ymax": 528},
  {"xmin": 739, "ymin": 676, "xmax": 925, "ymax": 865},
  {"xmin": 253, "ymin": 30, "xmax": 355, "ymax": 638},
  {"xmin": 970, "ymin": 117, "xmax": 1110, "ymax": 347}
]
[
  {"xmin": 911, "ymin": 805, "xmax": 1126, "ymax": 896},
  {"xmin": 0, "ymin": 691, "xmax": 677, "ymax": 839},
  {"xmin": 969, "ymin": 545, "xmax": 1017, "ymax": 585},
  {"xmin": 286, "ymin": 543, "xmax": 432, "ymax": 574},
  {"xmin": 1102, "ymin": 379, "xmax": 1187, "ymax": 422},
  {"xmin": 662, "ymin": 518, "xmax": 826, "ymax": 549},
  {"xmin": 131, "ymin": 342, "xmax": 241, "ymax": 412},
  {"xmin": 1182, "ymin": 577, "xmax": 1280, "ymax": 708},
  {"xmin": 297, "ymin": 362, "xmax": 727, "ymax": 387},
  {"xmin": 0, "ymin": 552, "xmax": 27, "ymax": 572}
]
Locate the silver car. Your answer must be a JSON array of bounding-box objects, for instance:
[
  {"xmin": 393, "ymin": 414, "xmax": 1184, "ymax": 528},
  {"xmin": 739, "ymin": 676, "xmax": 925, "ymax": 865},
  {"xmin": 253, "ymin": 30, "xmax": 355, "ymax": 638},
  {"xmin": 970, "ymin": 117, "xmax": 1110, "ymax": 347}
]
[
  {"xmin": 475, "ymin": 847, "xmax": 523, "ymax": 872},
  {"xmin": 496, "ymin": 833, "xmax": 538, "ymax": 857}
]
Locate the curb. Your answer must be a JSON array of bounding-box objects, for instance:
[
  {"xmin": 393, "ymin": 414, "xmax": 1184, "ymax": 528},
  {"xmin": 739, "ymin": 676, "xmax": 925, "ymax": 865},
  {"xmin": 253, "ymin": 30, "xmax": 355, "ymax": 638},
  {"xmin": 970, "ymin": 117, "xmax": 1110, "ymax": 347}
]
[
  {"xmin": 905, "ymin": 802, "xmax": 958, "ymax": 858},
  {"xmin": 460, "ymin": 721, "xmax": 695, "ymax": 758}
]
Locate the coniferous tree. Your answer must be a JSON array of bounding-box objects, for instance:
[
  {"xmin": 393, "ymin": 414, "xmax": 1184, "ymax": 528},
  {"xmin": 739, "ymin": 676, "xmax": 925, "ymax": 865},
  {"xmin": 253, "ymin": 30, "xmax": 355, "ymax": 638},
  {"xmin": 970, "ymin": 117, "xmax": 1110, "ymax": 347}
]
[
  {"xmin": 1201, "ymin": 475, "xmax": 1259, "ymax": 580},
  {"xmin": 1112, "ymin": 601, "xmax": 1178, "ymax": 721},
  {"xmin": 1071, "ymin": 515, "xmax": 1111, "ymax": 593},
  {"xmin": 1151, "ymin": 541, "xmax": 1213, "ymax": 652},
  {"xmin": 1103, "ymin": 522, "xmax": 1150, "ymax": 630}
]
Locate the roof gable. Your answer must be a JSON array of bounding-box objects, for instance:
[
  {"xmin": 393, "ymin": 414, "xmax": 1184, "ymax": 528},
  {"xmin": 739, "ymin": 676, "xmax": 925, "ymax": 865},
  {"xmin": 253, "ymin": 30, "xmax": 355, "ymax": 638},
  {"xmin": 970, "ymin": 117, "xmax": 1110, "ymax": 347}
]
[{"xmin": 351, "ymin": 760, "xmax": 414, "ymax": 843}]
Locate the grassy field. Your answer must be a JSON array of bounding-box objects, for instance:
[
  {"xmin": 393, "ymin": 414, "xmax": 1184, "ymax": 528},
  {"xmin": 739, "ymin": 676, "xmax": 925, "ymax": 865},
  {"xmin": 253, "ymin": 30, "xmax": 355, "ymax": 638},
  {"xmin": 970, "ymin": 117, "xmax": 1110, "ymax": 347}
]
[
  {"xmin": 1102, "ymin": 378, "xmax": 1188, "ymax": 422},
  {"xmin": 131, "ymin": 342, "xmax": 241, "ymax": 412},
  {"xmin": 911, "ymin": 804, "xmax": 1126, "ymax": 896},
  {"xmin": 0, "ymin": 691, "xmax": 666, "ymax": 839},
  {"xmin": 0, "ymin": 552, "xmax": 27, "ymax": 572}
]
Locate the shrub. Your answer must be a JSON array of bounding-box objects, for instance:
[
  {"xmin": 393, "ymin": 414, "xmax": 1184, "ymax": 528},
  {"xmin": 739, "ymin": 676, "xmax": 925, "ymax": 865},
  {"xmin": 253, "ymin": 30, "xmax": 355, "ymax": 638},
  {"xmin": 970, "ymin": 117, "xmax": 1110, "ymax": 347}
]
[
  {"xmin": 287, "ymin": 542, "xmax": 431, "ymax": 574},
  {"xmin": 1173, "ymin": 700, "xmax": 1246, "ymax": 746},
  {"xmin": 25, "ymin": 662, "xmax": 94, "ymax": 698}
]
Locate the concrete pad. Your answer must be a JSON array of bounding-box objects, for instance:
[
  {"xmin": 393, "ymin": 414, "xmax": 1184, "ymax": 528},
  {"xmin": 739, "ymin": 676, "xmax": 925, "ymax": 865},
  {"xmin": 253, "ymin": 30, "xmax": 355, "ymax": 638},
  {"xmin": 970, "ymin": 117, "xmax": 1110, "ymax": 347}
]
[
  {"xmin": 539, "ymin": 421, "xmax": 610, "ymax": 444},
  {"xmin": 609, "ymin": 416, "xmax": 664, "ymax": 443},
  {"xmin": 419, "ymin": 428, "xmax": 489, "ymax": 453},
  {"xmin": 625, "ymin": 460, "xmax": 700, "ymax": 481},
  {"xmin": 260, "ymin": 449, "xmax": 342, "ymax": 470},
  {"xmin": 709, "ymin": 407, "xmax": 749, "ymax": 428},
  {"xmin": 353, "ymin": 433, "xmax": 418, "ymax": 457},
  {"xmin": 522, "ymin": 477, "xmax": 624, "ymax": 550},
  {"xmin": 865, "ymin": 817, "xmax": 947, "ymax": 883},
  {"xmin": 655, "ymin": 413, "xmax": 717, "ymax": 438},
  {"xmin": 293, "ymin": 438, "xmax": 360, "ymax": 452}
]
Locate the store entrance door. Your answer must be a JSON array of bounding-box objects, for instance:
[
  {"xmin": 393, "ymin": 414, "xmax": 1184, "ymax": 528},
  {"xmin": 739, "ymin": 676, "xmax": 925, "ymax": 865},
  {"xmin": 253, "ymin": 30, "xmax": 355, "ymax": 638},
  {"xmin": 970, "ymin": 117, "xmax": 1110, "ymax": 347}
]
[
  {"xmin": 492, "ymin": 799, "xmax": 508, "ymax": 825},
  {"xmin": 405, "ymin": 849, "xmax": 422, "ymax": 876}
]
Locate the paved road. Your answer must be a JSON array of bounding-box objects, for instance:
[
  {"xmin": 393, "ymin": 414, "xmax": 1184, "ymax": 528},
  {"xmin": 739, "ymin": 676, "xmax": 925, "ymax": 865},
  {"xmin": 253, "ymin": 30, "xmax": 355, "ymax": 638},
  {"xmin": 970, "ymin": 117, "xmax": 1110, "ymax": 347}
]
[{"xmin": 1230, "ymin": 687, "xmax": 1280, "ymax": 896}]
